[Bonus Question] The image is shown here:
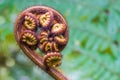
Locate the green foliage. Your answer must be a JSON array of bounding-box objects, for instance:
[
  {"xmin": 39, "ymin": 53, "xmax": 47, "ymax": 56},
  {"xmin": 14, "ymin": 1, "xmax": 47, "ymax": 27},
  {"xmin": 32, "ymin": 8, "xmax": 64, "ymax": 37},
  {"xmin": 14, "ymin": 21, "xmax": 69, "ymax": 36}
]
[{"xmin": 0, "ymin": 0, "xmax": 120, "ymax": 80}]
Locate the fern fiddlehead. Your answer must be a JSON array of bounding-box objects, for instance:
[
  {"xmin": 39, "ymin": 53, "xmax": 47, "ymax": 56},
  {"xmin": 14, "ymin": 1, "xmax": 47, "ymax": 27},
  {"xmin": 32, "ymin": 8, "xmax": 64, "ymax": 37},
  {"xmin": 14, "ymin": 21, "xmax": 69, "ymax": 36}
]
[{"xmin": 14, "ymin": 6, "xmax": 68, "ymax": 80}]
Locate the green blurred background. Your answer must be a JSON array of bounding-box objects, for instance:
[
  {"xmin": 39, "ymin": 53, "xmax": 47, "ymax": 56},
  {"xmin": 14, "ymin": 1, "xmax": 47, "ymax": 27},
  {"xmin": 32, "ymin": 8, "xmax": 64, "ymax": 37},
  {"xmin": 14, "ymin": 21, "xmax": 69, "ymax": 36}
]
[{"xmin": 0, "ymin": 0, "xmax": 120, "ymax": 80}]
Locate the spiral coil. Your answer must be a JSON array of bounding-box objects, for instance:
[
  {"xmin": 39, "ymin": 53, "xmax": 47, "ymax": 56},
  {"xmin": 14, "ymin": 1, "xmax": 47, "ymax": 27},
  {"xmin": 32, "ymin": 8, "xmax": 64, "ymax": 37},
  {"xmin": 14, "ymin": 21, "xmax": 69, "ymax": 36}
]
[{"xmin": 14, "ymin": 6, "xmax": 68, "ymax": 67}]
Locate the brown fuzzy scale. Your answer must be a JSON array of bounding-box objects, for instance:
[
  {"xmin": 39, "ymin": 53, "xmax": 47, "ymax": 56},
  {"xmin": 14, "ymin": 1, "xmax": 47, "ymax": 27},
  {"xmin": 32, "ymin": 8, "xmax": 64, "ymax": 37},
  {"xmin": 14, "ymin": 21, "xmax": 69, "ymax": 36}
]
[
  {"xmin": 54, "ymin": 35, "xmax": 67, "ymax": 45},
  {"xmin": 39, "ymin": 11, "xmax": 53, "ymax": 28},
  {"xmin": 20, "ymin": 31, "xmax": 38, "ymax": 46},
  {"xmin": 39, "ymin": 37, "xmax": 48, "ymax": 44},
  {"xmin": 24, "ymin": 13, "xmax": 39, "ymax": 30},
  {"xmin": 39, "ymin": 41, "xmax": 59, "ymax": 53},
  {"xmin": 39, "ymin": 41, "xmax": 48, "ymax": 53},
  {"xmin": 45, "ymin": 42, "xmax": 53, "ymax": 52},
  {"xmin": 38, "ymin": 30, "xmax": 49, "ymax": 40},
  {"xmin": 52, "ymin": 42, "xmax": 59, "ymax": 52},
  {"xmin": 51, "ymin": 23, "xmax": 66, "ymax": 35},
  {"xmin": 43, "ymin": 52, "xmax": 62, "ymax": 67},
  {"xmin": 38, "ymin": 30, "xmax": 49, "ymax": 53}
]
